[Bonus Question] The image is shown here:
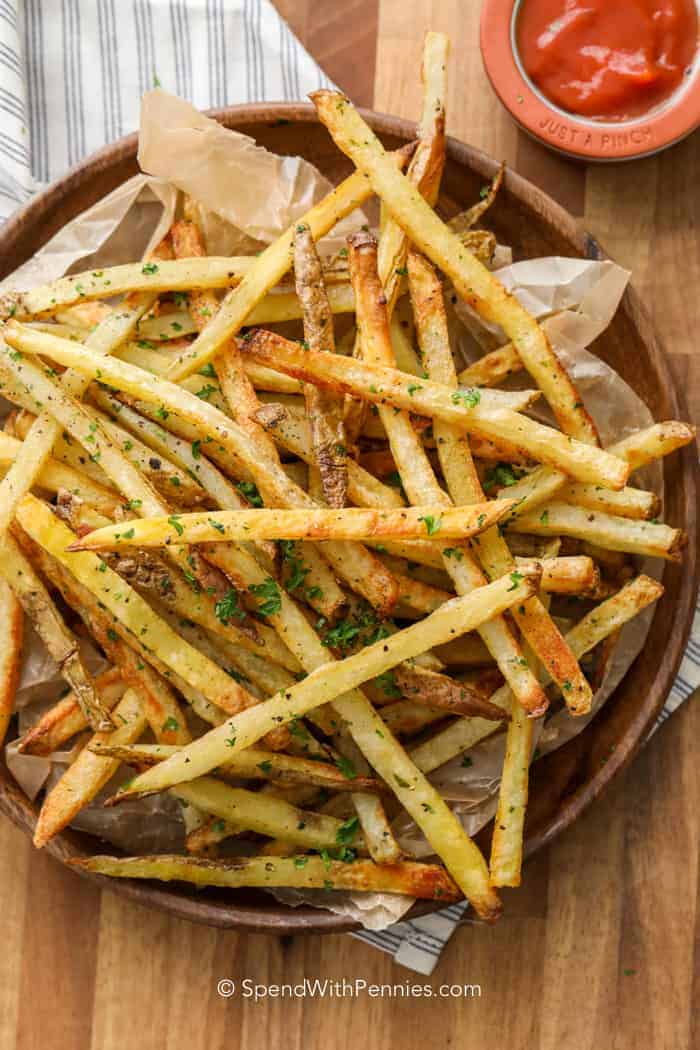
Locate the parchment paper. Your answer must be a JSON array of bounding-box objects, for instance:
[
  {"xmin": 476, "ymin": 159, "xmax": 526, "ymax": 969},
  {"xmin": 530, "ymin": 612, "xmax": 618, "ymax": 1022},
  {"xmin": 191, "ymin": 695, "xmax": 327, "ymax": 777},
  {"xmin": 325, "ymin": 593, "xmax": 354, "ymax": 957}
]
[{"xmin": 1, "ymin": 91, "xmax": 661, "ymax": 930}]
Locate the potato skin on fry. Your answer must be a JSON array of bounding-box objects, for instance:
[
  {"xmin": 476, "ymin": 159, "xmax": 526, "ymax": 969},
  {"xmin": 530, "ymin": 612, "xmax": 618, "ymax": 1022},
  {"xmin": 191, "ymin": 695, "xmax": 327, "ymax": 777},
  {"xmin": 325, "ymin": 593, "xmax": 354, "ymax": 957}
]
[{"xmin": 293, "ymin": 223, "xmax": 348, "ymax": 509}]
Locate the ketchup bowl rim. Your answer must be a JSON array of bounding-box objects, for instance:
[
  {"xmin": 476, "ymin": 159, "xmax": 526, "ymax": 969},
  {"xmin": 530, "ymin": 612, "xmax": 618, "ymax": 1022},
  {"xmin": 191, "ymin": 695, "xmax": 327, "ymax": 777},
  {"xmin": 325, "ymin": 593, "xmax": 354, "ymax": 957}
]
[{"xmin": 481, "ymin": 0, "xmax": 700, "ymax": 161}]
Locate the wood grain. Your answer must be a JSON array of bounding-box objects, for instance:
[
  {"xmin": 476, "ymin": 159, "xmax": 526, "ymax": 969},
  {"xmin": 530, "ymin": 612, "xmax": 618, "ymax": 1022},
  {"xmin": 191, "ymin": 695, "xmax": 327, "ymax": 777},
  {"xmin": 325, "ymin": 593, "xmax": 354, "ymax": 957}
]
[{"xmin": 0, "ymin": 2, "xmax": 697, "ymax": 1047}]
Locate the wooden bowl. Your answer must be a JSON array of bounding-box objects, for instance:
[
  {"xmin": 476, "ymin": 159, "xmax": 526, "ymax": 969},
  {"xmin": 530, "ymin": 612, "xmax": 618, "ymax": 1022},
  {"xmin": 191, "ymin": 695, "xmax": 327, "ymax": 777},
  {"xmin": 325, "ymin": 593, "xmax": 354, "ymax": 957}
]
[{"xmin": 0, "ymin": 104, "xmax": 697, "ymax": 935}]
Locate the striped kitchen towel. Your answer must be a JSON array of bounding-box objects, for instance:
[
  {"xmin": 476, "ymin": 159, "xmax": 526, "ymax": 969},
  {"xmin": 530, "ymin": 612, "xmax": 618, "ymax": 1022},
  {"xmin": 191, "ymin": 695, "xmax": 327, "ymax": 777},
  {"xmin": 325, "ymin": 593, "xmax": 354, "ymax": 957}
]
[{"xmin": 0, "ymin": 0, "xmax": 697, "ymax": 978}]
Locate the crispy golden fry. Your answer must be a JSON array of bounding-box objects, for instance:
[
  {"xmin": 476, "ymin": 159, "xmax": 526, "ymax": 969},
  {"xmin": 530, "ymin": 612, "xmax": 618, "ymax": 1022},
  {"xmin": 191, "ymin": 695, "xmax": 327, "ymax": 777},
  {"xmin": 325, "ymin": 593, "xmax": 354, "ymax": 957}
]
[
  {"xmin": 89, "ymin": 742, "xmax": 386, "ymax": 795},
  {"xmin": 18, "ymin": 668, "xmax": 126, "ymax": 757},
  {"xmin": 0, "ymin": 239, "xmax": 173, "ymax": 562},
  {"xmin": 509, "ymin": 502, "xmax": 685, "ymax": 561},
  {"xmin": 104, "ymin": 570, "xmax": 540, "ymax": 919},
  {"xmin": 412, "ymin": 573, "xmax": 664, "ymax": 774},
  {"xmin": 15, "ymin": 495, "xmax": 284, "ymax": 723},
  {"xmin": 165, "ymin": 777, "xmax": 366, "ymax": 850},
  {"xmin": 492, "ymin": 462, "xmax": 661, "ymax": 522},
  {"xmin": 33, "ymin": 687, "xmax": 147, "ymax": 848},
  {"xmin": 378, "ymin": 700, "xmax": 447, "ymax": 736},
  {"xmin": 0, "ymin": 531, "xmax": 114, "ymax": 730},
  {"xmin": 0, "ymin": 432, "xmax": 122, "ymax": 516},
  {"xmin": 106, "ymin": 568, "xmax": 538, "ymax": 799},
  {"xmin": 564, "ymin": 573, "xmax": 664, "ymax": 665},
  {"xmin": 518, "ymin": 556, "xmax": 599, "ymax": 595},
  {"xmin": 311, "ymin": 90, "xmax": 598, "ymax": 444},
  {"xmin": 254, "ymin": 403, "xmax": 405, "ymax": 510},
  {"xmin": 161, "ymin": 145, "xmax": 416, "ymax": 382},
  {"xmin": 556, "ymin": 480, "xmax": 660, "ymax": 520},
  {"xmin": 607, "ymin": 421, "xmax": 697, "ymax": 469},
  {"xmin": 408, "ymin": 249, "xmax": 592, "ymax": 714},
  {"xmin": 6, "ymin": 257, "xmax": 356, "ymax": 319},
  {"xmin": 294, "ymin": 223, "xmax": 348, "ymax": 507},
  {"xmin": 489, "ymin": 628, "xmax": 541, "ymax": 888},
  {"xmin": 70, "ymin": 853, "xmax": 461, "ymax": 901},
  {"xmin": 457, "ymin": 343, "xmax": 524, "ymax": 389},
  {"xmin": 0, "ymin": 578, "xmax": 22, "ymax": 745},
  {"xmin": 375, "ymin": 31, "xmax": 448, "ymax": 318},
  {"xmin": 448, "ymin": 164, "xmax": 504, "ymax": 235},
  {"xmin": 72, "ymin": 501, "xmax": 515, "ymax": 551},
  {"xmin": 3, "ymin": 323, "xmax": 401, "ymax": 616},
  {"xmin": 393, "ymin": 572, "xmax": 452, "ymax": 617},
  {"xmin": 241, "ymin": 331, "xmax": 629, "ymax": 489},
  {"xmin": 347, "ymin": 232, "xmax": 549, "ymax": 716}
]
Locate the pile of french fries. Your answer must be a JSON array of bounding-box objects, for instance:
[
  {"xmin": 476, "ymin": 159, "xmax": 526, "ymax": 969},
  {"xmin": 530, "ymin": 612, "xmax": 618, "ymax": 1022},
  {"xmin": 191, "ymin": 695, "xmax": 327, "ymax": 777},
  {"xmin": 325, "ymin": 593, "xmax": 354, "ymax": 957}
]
[{"xmin": 0, "ymin": 32, "xmax": 694, "ymax": 922}]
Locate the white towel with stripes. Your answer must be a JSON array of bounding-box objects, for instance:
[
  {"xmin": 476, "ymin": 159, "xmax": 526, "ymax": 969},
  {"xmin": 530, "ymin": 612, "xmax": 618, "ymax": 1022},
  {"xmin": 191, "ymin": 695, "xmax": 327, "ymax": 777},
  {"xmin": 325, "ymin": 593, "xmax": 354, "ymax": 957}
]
[{"xmin": 0, "ymin": 0, "xmax": 697, "ymax": 977}]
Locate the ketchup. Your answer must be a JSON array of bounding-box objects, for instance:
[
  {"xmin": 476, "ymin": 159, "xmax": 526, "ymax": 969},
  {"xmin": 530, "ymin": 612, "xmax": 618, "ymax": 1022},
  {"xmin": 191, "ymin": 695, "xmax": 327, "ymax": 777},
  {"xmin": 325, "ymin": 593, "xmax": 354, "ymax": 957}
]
[{"xmin": 516, "ymin": 0, "xmax": 699, "ymax": 120}]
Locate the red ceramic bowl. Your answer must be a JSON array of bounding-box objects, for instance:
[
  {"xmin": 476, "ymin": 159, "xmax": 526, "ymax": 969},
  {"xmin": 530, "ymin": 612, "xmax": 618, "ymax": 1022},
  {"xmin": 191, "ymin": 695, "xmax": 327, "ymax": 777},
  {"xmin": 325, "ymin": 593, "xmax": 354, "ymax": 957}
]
[{"xmin": 481, "ymin": 0, "xmax": 700, "ymax": 161}]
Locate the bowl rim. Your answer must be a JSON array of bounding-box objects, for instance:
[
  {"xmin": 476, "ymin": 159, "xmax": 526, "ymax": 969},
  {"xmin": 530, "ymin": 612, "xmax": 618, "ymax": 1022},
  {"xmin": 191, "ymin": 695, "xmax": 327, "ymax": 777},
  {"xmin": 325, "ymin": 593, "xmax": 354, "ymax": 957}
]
[
  {"xmin": 0, "ymin": 100, "xmax": 697, "ymax": 935},
  {"xmin": 480, "ymin": 0, "xmax": 700, "ymax": 162}
]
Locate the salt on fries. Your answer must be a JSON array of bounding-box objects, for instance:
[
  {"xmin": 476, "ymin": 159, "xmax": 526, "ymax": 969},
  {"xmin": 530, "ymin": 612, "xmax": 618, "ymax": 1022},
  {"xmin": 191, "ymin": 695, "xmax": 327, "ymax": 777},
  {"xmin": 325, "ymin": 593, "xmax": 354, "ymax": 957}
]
[{"xmin": 0, "ymin": 31, "xmax": 693, "ymax": 924}]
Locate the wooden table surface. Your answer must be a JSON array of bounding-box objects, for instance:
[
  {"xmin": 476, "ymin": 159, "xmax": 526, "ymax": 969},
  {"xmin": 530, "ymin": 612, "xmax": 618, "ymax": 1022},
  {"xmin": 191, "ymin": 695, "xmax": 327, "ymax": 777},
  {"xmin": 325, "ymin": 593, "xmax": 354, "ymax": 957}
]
[{"xmin": 1, "ymin": 4, "xmax": 698, "ymax": 1049}]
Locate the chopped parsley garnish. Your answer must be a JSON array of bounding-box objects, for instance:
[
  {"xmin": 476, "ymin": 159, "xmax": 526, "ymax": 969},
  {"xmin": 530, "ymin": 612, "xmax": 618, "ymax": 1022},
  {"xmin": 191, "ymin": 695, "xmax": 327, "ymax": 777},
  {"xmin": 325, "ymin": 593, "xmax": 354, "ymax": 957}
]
[
  {"xmin": 483, "ymin": 462, "xmax": 523, "ymax": 491},
  {"xmin": 279, "ymin": 540, "xmax": 309, "ymax": 593},
  {"xmin": 419, "ymin": 514, "xmax": 442, "ymax": 536},
  {"xmin": 451, "ymin": 388, "xmax": 481, "ymax": 408},
  {"xmin": 508, "ymin": 570, "xmax": 523, "ymax": 591},
  {"xmin": 167, "ymin": 515, "xmax": 184, "ymax": 536},
  {"xmin": 248, "ymin": 577, "xmax": 282, "ymax": 617},
  {"xmin": 214, "ymin": 589, "xmax": 246, "ymax": 624},
  {"xmin": 141, "ymin": 262, "xmax": 159, "ymax": 275},
  {"xmin": 162, "ymin": 716, "xmax": 180, "ymax": 733},
  {"xmin": 334, "ymin": 755, "xmax": 357, "ymax": 780},
  {"xmin": 336, "ymin": 816, "xmax": 359, "ymax": 845},
  {"xmin": 236, "ymin": 480, "xmax": 263, "ymax": 507}
]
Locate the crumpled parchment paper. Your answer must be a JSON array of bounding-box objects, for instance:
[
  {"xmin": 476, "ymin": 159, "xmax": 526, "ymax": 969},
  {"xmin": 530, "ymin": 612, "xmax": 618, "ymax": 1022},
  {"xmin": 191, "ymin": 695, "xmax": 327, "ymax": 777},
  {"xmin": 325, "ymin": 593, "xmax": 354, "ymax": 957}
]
[{"xmin": 1, "ymin": 91, "xmax": 660, "ymax": 931}]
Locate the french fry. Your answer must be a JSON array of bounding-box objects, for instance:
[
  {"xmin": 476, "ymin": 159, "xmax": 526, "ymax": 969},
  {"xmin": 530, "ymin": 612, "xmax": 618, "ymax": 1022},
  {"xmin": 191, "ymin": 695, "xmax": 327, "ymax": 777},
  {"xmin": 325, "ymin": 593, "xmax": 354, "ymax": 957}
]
[
  {"xmin": 508, "ymin": 502, "xmax": 685, "ymax": 561},
  {"xmin": 518, "ymin": 556, "xmax": 599, "ymax": 595},
  {"xmin": 411, "ymin": 573, "xmax": 664, "ymax": 773},
  {"xmin": 556, "ymin": 480, "xmax": 660, "ymax": 520},
  {"xmin": 89, "ymin": 742, "xmax": 386, "ymax": 795},
  {"xmin": 72, "ymin": 501, "xmax": 515, "ymax": 551},
  {"xmin": 3, "ymin": 323, "xmax": 401, "ymax": 616},
  {"xmin": 15, "ymin": 495, "xmax": 287, "ymax": 724},
  {"xmin": 5, "ymin": 256, "xmax": 356, "ymax": 318},
  {"xmin": 408, "ymin": 249, "xmax": 592, "ymax": 713},
  {"xmin": 392, "ymin": 665, "xmax": 508, "ymax": 720},
  {"xmin": 294, "ymin": 223, "xmax": 348, "ymax": 507},
  {"xmin": 240, "ymin": 331, "xmax": 629, "ymax": 489},
  {"xmin": 607, "ymin": 421, "xmax": 697, "ymax": 470},
  {"xmin": 33, "ymin": 687, "xmax": 147, "ymax": 848},
  {"xmin": 0, "ymin": 531, "xmax": 114, "ymax": 730},
  {"xmin": 0, "ymin": 238, "xmax": 172, "ymax": 564},
  {"xmin": 313, "ymin": 91, "xmax": 599, "ymax": 444},
  {"xmin": 348, "ymin": 232, "xmax": 550, "ymax": 716},
  {"xmin": 254, "ymin": 403, "xmax": 405, "ymax": 509},
  {"xmin": 18, "ymin": 668, "xmax": 127, "ymax": 756},
  {"xmin": 378, "ymin": 700, "xmax": 447, "ymax": 736},
  {"xmin": 0, "ymin": 432, "xmax": 122, "ymax": 516},
  {"xmin": 375, "ymin": 31, "xmax": 449, "ymax": 319},
  {"xmin": 70, "ymin": 853, "xmax": 461, "ymax": 901},
  {"xmin": 162, "ymin": 777, "xmax": 362, "ymax": 851},
  {"xmin": 489, "ymin": 595, "xmax": 547, "ymax": 888},
  {"xmin": 106, "ymin": 568, "xmax": 538, "ymax": 796},
  {"xmin": 161, "ymin": 145, "xmax": 417, "ymax": 381},
  {"xmin": 0, "ymin": 578, "xmax": 23, "ymax": 745}
]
